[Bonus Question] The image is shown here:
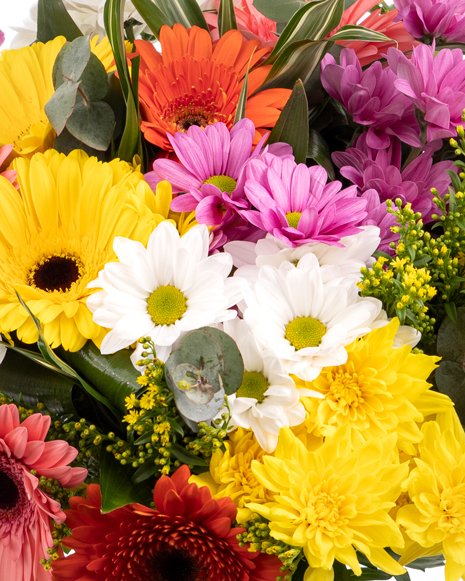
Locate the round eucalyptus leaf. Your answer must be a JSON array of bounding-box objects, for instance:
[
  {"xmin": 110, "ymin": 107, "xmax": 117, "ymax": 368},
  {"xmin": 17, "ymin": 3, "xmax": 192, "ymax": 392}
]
[
  {"xmin": 80, "ymin": 53, "xmax": 109, "ymax": 101},
  {"xmin": 66, "ymin": 96, "xmax": 115, "ymax": 151},
  {"xmin": 62, "ymin": 35, "xmax": 91, "ymax": 81}
]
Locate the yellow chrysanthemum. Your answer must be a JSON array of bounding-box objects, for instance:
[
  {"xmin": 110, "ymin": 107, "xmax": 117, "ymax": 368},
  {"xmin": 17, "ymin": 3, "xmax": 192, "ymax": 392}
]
[
  {"xmin": 0, "ymin": 149, "xmax": 169, "ymax": 351},
  {"xmin": 0, "ymin": 37, "xmax": 66, "ymax": 162},
  {"xmin": 249, "ymin": 426, "xmax": 407, "ymax": 581},
  {"xmin": 298, "ymin": 320, "xmax": 450, "ymax": 455},
  {"xmin": 397, "ymin": 413, "xmax": 465, "ymax": 581},
  {"xmin": 190, "ymin": 428, "xmax": 273, "ymax": 523}
]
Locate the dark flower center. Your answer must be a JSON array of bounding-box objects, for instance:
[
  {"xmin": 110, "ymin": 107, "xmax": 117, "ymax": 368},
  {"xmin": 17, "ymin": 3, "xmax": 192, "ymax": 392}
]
[
  {"xmin": 29, "ymin": 254, "xmax": 83, "ymax": 292},
  {"xmin": 151, "ymin": 548, "xmax": 201, "ymax": 581},
  {"xmin": 0, "ymin": 470, "xmax": 20, "ymax": 510},
  {"xmin": 176, "ymin": 115, "xmax": 209, "ymax": 132}
]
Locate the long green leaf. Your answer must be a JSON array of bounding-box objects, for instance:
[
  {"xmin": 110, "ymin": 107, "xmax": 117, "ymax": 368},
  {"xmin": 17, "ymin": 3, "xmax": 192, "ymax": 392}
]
[
  {"xmin": 60, "ymin": 341, "xmax": 141, "ymax": 414},
  {"xmin": 253, "ymin": 0, "xmax": 305, "ymax": 22},
  {"xmin": 268, "ymin": 79, "xmax": 308, "ymax": 164},
  {"xmin": 153, "ymin": 0, "xmax": 209, "ymax": 30},
  {"xmin": 266, "ymin": 0, "xmax": 343, "ymax": 65},
  {"xmin": 307, "ymin": 128, "xmax": 335, "ymax": 180},
  {"xmin": 330, "ymin": 25, "xmax": 392, "ymax": 42},
  {"xmin": 234, "ymin": 54, "xmax": 253, "ymax": 124},
  {"xmin": 37, "ymin": 0, "xmax": 83, "ymax": 43},
  {"xmin": 131, "ymin": 0, "xmax": 171, "ymax": 38},
  {"xmin": 261, "ymin": 39, "xmax": 332, "ymax": 90},
  {"xmin": 99, "ymin": 449, "xmax": 154, "ymax": 513},
  {"xmin": 218, "ymin": 0, "xmax": 238, "ymax": 36}
]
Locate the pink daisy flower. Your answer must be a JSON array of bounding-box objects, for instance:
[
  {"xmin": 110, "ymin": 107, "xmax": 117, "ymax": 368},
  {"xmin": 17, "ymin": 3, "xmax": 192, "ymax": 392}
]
[
  {"xmin": 241, "ymin": 155, "xmax": 368, "ymax": 247},
  {"xmin": 0, "ymin": 404, "xmax": 87, "ymax": 581},
  {"xmin": 0, "ymin": 145, "xmax": 18, "ymax": 188}
]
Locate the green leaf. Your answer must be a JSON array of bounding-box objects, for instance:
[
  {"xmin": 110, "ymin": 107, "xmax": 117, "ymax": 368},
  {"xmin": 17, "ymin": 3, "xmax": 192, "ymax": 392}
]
[
  {"xmin": 444, "ymin": 301, "xmax": 459, "ymax": 325},
  {"xmin": 37, "ymin": 0, "xmax": 83, "ymax": 43},
  {"xmin": 437, "ymin": 306, "xmax": 465, "ymax": 363},
  {"xmin": 66, "ymin": 96, "xmax": 116, "ymax": 150},
  {"xmin": 61, "ymin": 35, "xmax": 91, "ymax": 81},
  {"xmin": 117, "ymin": 61, "xmax": 142, "ymax": 162},
  {"xmin": 253, "ymin": 0, "xmax": 305, "ymax": 22},
  {"xmin": 79, "ymin": 54, "xmax": 110, "ymax": 101},
  {"xmin": 413, "ymin": 255, "xmax": 432, "ymax": 267},
  {"xmin": 170, "ymin": 442, "xmax": 208, "ymax": 467},
  {"xmin": 407, "ymin": 555, "xmax": 445, "ymax": 571},
  {"xmin": 131, "ymin": 0, "xmax": 171, "ymax": 39},
  {"xmin": 53, "ymin": 128, "xmax": 107, "ymax": 160},
  {"xmin": 261, "ymin": 39, "xmax": 332, "ymax": 90},
  {"xmin": 234, "ymin": 60, "xmax": 250, "ymax": 124},
  {"xmin": 99, "ymin": 449, "xmax": 154, "ymax": 512},
  {"xmin": 218, "ymin": 0, "xmax": 238, "ymax": 36},
  {"xmin": 153, "ymin": 0, "xmax": 209, "ymax": 30},
  {"xmin": 266, "ymin": 0, "xmax": 344, "ymax": 65},
  {"xmin": 132, "ymin": 460, "xmax": 159, "ymax": 484},
  {"xmin": 329, "ymin": 24, "xmax": 392, "ymax": 42},
  {"xmin": 435, "ymin": 360, "xmax": 465, "ymax": 425},
  {"xmin": 52, "ymin": 43, "xmax": 70, "ymax": 90},
  {"xmin": 448, "ymin": 169, "xmax": 462, "ymax": 193},
  {"xmin": 45, "ymin": 81, "xmax": 81, "ymax": 135},
  {"xmin": 60, "ymin": 341, "xmax": 141, "ymax": 414},
  {"xmin": 307, "ymin": 128, "xmax": 334, "ymax": 179},
  {"xmin": 268, "ymin": 79, "xmax": 309, "ymax": 165}
]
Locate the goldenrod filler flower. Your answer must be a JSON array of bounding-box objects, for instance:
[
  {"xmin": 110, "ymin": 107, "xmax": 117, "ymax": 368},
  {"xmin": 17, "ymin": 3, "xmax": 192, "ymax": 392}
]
[
  {"xmin": 190, "ymin": 428, "xmax": 273, "ymax": 523},
  {"xmin": 299, "ymin": 320, "xmax": 450, "ymax": 454},
  {"xmin": 397, "ymin": 414, "xmax": 465, "ymax": 581},
  {"xmin": 249, "ymin": 426, "xmax": 407, "ymax": 581},
  {"xmin": 0, "ymin": 149, "xmax": 168, "ymax": 351}
]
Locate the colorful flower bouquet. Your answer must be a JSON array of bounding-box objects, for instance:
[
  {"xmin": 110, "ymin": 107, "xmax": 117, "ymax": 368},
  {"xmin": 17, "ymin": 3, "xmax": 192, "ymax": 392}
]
[{"xmin": 2, "ymin": 0, "xmax": 465, "ymax": 580}]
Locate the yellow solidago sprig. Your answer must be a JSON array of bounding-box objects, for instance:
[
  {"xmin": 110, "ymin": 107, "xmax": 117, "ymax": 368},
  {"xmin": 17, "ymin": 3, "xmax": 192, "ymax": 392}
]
[
  {"xmin": 396, "ymin": 412, "xmax": 465, "ymax": 581},
  {"xmin": 298, "ymin": 320, "xmax": 451, "ymax": 454},
  {"xmin": 248, "ymin": 426, "xmax": 408, "ymax": 581}
]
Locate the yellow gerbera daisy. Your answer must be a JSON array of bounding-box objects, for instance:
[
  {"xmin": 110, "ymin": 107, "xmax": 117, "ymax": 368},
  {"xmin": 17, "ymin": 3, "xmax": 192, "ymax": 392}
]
[
  {"xmin": 298, "ymin": 319, "xmax": 451, "ymax": 455},
  {"xmin": 0, "ymin": 149, "xmax": 168, "ymax": 351},
  {"xmin": 90, "ymin": 36, "xmax": 133, "ymax": 72},
  {"xmin": 249, "ymin": 426, "xmax": 408, "ymax": 581}
]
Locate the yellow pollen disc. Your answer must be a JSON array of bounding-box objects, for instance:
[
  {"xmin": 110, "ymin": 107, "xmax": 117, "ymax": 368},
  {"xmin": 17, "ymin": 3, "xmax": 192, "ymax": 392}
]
[
  {"xmin": 203, "ymin": 175, "xmax": 237, "ymax": 195},
  {"xmin": 147, "ymin": 285, "xmax": 187, "ymax": 326},
  {"xmin": 236, "ymin": 371, "xmax": 269, "ymax": 403},
  {"xmin": 285, "ymin": 317, "xmax": 327, "ymax": 350},
  {"xmin": 286, "ymin": 212, "xmax": 302, "ymax": 229}
]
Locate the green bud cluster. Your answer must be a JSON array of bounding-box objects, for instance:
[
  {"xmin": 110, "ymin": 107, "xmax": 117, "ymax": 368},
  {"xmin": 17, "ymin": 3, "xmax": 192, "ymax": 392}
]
[{"xmin": 185, "ymin": 412, "xmax": 232, "ymax": 459}]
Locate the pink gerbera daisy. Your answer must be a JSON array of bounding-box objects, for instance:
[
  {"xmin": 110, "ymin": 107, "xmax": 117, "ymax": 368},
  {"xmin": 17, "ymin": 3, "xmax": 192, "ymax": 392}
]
[{"xmin": 0, "ymin": 404, "xmax": 87, "ymax": 581}]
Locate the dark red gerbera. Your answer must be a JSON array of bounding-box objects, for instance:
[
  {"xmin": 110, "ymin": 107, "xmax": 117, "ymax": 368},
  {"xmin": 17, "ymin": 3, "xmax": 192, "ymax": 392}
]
[{"xmin": 51, "ymin": 465, "xmax": 282, "ymax": 581}]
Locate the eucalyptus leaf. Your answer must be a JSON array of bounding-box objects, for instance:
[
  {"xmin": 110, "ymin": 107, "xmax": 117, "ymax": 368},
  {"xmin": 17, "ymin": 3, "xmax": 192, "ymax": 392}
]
[
  {"xmin": 178, "ymin": 330, "xmax": 225, "ymax": 373},
  {"xmin": 52, "ymin": 43, "xmax": 70, "ymax": 90},
  {"xmin": 37, "ymin": 0, "xmax": 83, "ymax": 43},
  {"xmin": 61, "ymin": 36, "xmax": 91, "ymax": 81},
  {"xmin": 268, "ymin": 79, "xmax": 309, "ymax": 165},
  {"xmin": 253, "ymin": 0, "xmax": 305, "ymax": 22},
  {"xmin": 44, "ymin": 81, "xmax": 81, "ymax": 136},
  {"xmin": 173, "ymin": 364, "xmax": 222, "ymax": 405},
  {"xmin": 53, "ymin": 128, "xmax": 107, "ymax": 160},
  {"xmin": 99, "ymin": 449, "xmax": 154, "ymax": 513},
  {"xmin": 66, "ymin": 96, "xmax": 116, "ymax": 151},
  {"xmin": 79, "ymin": 54, "xmax": 109, "ymax": 101},
  {"xmin": 218, "ymin": 0, "xmax": 238, "ymax": 36}
]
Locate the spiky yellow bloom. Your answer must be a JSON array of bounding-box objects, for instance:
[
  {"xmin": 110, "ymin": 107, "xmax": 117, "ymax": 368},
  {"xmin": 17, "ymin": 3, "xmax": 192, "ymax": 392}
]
[
  {"xmin": 190, "ymin": 428, "xmax": 273, "ymax": 522},
  {"xmin": 0, "ymin": 37, "xmax": 66, "ymax": 162},
  {"xmin": 249, "ymin": 426, "xmax": 407, "ymax": 581},
  {"xmin": 298, "ymin": 320, "xmax": 450, "ymax": 455},
  {"xmin": 0, "ymin": 149, "xmax": 169, "ymax": 351},
  {"xmin": 397, "ymin": 414, "xmax": 465, "ymax": 581}
]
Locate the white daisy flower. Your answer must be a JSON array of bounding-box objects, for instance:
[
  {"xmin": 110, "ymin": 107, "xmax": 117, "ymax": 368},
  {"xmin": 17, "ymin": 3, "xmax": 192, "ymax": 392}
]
[
  {"xmin": 225, "ymin": 225, "xmax": 381, "ymax": 285},
  {"xmin": 224, "ymin": 319, "xmax": 322, "ymax": 452},
  {"xmin": 87, "ymin": 222, "xmax": 243, "ymax": 362},
  {"xmin": 241, "ymin": 253, "xmax": 383, "ymax": 382}
]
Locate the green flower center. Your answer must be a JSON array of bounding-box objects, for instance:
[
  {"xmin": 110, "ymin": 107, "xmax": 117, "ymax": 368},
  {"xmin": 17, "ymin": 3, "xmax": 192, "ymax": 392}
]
[
  {"xmin": 203, "ymin": 175, "xmax": 237, "ymax": 194},
  {"xmin": 286, "ymin": 212, "xmax": 302, "ymax": 229},
  {"xmin": 236, "ymin": 371, "xmax": 269, "ymax": 403},
  {"xmin": 285, "ymin": 316, "xmax": 327, "ymax": 350},
  {"xmin": 147, "ymin": 285, "xmax": 187, "ymax": 326}
]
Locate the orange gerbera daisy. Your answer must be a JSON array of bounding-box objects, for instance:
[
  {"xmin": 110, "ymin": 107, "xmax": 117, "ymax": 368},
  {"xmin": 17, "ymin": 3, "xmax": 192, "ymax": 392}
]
[{"xmin": 135, "ymin": 24, "xmax": 290, "ymax": 151}]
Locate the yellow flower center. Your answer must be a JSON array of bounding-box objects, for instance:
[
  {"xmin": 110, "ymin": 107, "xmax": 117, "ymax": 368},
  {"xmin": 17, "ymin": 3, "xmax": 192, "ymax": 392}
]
[
  {"xmin": 236, "ymin": 371, "xmax": 269, "ymax": 403},
  {"xmin": 328, "ymin": 371, "xmax": 365, "ymax": 413},
  {"xmin": 28, "ymin": 254, "xmax": 84, "ymax": 293},
  {"xmin": 286, "ymin": 212, "xmax": 302, "ymax": 229},
  {"xmin": 203, "ymin": 175, "xmax": 237, "ymax": 194},
  {"xmin": 285, "ymin": 317, "xmax": 327, "ymax": 350},
  {"xmin": 438, "ymin": 486, "xmax": 465, "ymax": 532},
  {"xmin": 147, "ymin": 285, "xmax": 187, "ymax": 326}
]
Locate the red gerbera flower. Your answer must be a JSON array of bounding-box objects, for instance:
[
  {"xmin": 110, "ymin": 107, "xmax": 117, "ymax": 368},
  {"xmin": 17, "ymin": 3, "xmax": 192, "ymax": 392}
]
[
  {"xmin": 135, "ymin": 24, "xmax": 291, "ymax": 151},
  {"xmin": 51, "ymin": 465, "xmax": 283, "ymax": 581}
]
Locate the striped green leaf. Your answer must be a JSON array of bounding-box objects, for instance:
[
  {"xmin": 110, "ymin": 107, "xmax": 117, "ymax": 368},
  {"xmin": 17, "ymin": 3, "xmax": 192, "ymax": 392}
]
[
  {"xmin": 153, "ymin": 0, "xmax": 209, "ymax": 30},
  {"xmin": 218, "ymin": 0, "xmax": 238, "ymax": 36},
  {"xmin": 330, "ymin": 25, "xmax": 392, "ymax": 42},
  {"xmin": 234, "ymin": 57, "xmax": 251, "ymax": 124},
  {"xmin": 253, "ymin": 0, "xmax": 305, "ymax": 22},
  {"xmin": 261, "ymin": 39, "xmax": 333, "ymax": 90},
  {"xmin": 131, "ymin": 0, "xmax": 171, "ymax": 38},
  {"xmin": 266, "ymin": 0, "xmax": 343, "ymax": 64},
  {"xmin": 268, "ymin": 79, "xmax": 308, "ymax": 164}
]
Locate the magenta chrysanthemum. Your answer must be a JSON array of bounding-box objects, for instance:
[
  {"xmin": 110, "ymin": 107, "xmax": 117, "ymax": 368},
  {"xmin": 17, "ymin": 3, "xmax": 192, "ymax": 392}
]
[
  {"xmin": 0, "ymin": 404, "xmax": 87, "ymax": 581},
  {"xmin": 320, "ymin": 48, "xmax": 421, "ymax": 149},
  {"xmin": 333, "ymin": 139, "xmax": 455, "ymax": 221},
  {"xmin": 394, "ymin": 0, "xmax": 465, "ymax": 43},
  {"xmin": 241, "ymin": 155, "xmax": 368, "ymax": 247},
  {"xmin": 387, "ymin": 43, "xmax": 465, "ymax": 142}
]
